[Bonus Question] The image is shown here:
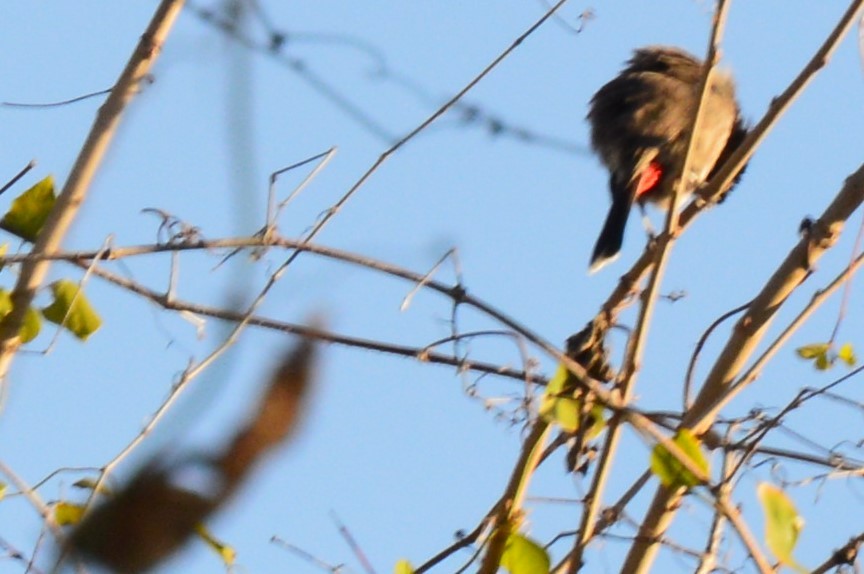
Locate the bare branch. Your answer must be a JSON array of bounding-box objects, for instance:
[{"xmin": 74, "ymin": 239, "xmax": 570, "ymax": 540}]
[{"xmin": 0, "ymin": 0, "xmax": 186, "ymax": 386}]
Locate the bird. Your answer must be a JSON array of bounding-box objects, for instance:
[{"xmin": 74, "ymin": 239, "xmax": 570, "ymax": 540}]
[{"xmin": 587, "ymin": 46, "xmax": 747, "ymax": 273}]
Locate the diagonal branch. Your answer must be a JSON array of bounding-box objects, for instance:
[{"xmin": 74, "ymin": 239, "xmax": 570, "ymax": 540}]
[
  {"xmin": 0, "ymin": 0, "xmax": 186, "ymax": 387},
  {"xmin": 618, "ymin": 0, "xmax": 864, "ymax": 569},
  {"xmin": 622, "ymin": 160, "xmax": 864, "ymax": 571}
]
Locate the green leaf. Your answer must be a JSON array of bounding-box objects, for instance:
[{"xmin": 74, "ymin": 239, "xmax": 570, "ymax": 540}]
[
  {"xmin": 650, "ymin": 429, "xmax": 709, "ymax": 489},
  {"xmin": 0, "ymin": 243, "xmax": 8, "ymax": 272},
  {"xmin": 54, "ymin": 501, "xmax": 85, "ymax": 526},
  {"xmin": 1, "ymin": 176, "xmax": 56, "ymax": 241},
  {"xmin": 0, "ymin": 288, "xmax": 41, "ymax": 343},
  {"xmin": 757, "ymin": 483, "xmax": 808, "ymax": 573},
  {"xmin": 814, "ymin": 352, "xmax": 831, "ymax": 370},
  {"xmin": 41, "ymin": 280, "xmax": 102, "ymax": 340},
  {"xmin": 540, "ymin": 364, "xmax": 569, "ymax": 410},
  {"xmin": 393, "ymin": 559, "xmax": 415, "ymax": 574},
  {"xmin": 540, "ymin": 364, "xmax": 577, "ymax": 431},
  {"xmin": 195, "ymin": 524, "xmax": 236, "ymax": 566},
  {"xmin": 20, "ymin": 304, "xmax": 41, "ymax": 343},
  {"xmin": 72, "ymin": 478, "xmax": 112, "ymax": 495},
  {"xmin": 540, "ymin": 364, "xmax": 605, "ymax": 435},
  {"xmin": 0, "ymin": 290, "xmax": 10, "ymax": 316},
  {"xmin": 501, "ymin": 533, "xmax": 550, "ymax": 574},
  {"xmin": 796, "ymin": 343, "xmax": 830, "ymax": 359},
  {"xmin": 0, "ymin": 481, "xmax": 6, "ymax": 501},
  {"xmin": 838, "ymin": 343, "xmax": 857, "ymax": 367}
]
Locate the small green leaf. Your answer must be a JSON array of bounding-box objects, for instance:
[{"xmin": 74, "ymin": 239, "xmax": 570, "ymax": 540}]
[
  {"xmin": 54, "ymin": 501, "xmax": 85, "ymax": 526},
  {"xmin": 0, "ymin": 290, "xmax": 10, "ymax": 316},
  {"xmin": 1, "ymin": 176, "xmax": 56, "ymax": 241},
  {"xmin": 0, "ymin": 243, "xmax": 8, "ymax": 272},
  {"xmin": 796, "ymin": 343, "xmax": 830, "ymax": 359},
  {"xmin": 540, "ymin": 364, "xmax": 569, "ymax": 408},
  {"xmin": 0, "ymin": 289, "xmax": 41, "ymax": 343},
  {"xmin": 757, "ymin": 483, "xmax": 808, "ymax": 573},
  {"xmin": 72, "ymin": 478, "xmax": 112, "ymax": 494},
  {"xmin": 394, "ymin": 559, "xmax": 415, "ymax": 574},
  {"xmin": 838, "ymin": 343, "xmax": 857, "ymax": 367},
  {"xmin": 501, "ymin": 533, "xmax": 550, "ymax": 574},
  {"xmin": 41, "ymin": 280, "xmax": 101, "ymax": 340},
  {"xmin": 20, "ymin": 305, "xmax": 41, "ymax": 343},
  {"xmin": 540, "ymin": 364, "xmax": 577, "ymax": 431},
  {"xmin": 650, "ymin": 429, "xmax": 709, "ymax": 489},
  {"xmin": 550, "ymin": 396, "xmax": 581, "ymax": 433},
  {"xmin": 815, "ymin": 353, "xmax": 831, "ymax": 370},
  {"xmin": 540, "ymin": 364, "xmax": 605, "ymax": 435},
  {"xmin": 195, "ymin": 524, "xmax": 236, "ymax": 566}
]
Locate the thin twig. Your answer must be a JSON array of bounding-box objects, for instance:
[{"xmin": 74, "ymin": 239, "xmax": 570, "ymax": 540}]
[
  {"xmin": 2, "ymin": 87, "xmax": 114, "ymax": 108},
  {"xmin": 684, "ymin": 301, "xmax": 750, "ymax": 409},
  {"xmin": 74, "ymin": 257, "xmax": 542, "ymax": 384},
  {"xmin": 271, "ymin": 536, "xmax": 347, "ymax": 574},
  {"xmin": 0, "ymin": 459, "xmax": 62, "ymax": 543},
  {"xmin": 331, "ymin": 512, "xmax": 376, "ymax": 574},
  {"xmin": 0, "ymin": 161, "xmax": 36, "ymax": 196},
  {"xmin": 713, "ymin": 496, "xmax": 772, "ymax": 574},
  {"xmin": 415, "ymin": 511, "xmax": 493, "ymax": 573},
  {"xmin": 810, "ymin": 531, "xmax": 864, "ymax": 574}
]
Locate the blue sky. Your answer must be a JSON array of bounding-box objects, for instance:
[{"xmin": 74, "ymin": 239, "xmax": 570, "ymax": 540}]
[{"xmin": 2, "ymin": 2, "xmax": 864, "ymax": 573}]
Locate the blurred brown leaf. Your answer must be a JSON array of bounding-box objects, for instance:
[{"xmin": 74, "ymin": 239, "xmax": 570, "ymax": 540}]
[
  {"xmin": 218, "ymin": 335, "xmax": 317, "ymax": 486},
  {"xmin": 67, "ymin": 466, "xmax": 217, "ymax": 573},
  {"xmin": 65, "ymin": 334, "xmax": 318, "ymax": 572}
]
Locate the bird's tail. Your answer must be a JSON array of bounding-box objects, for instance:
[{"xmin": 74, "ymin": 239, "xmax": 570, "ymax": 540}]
[{"xmin": 589, "ymin": 191, "xmax": 632, "ymax": 274}]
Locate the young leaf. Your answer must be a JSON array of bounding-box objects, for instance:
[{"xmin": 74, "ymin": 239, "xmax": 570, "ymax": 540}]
[
  {"xmin": 540, "ymin": 364, "xmax": 577, "ymax": 431},
  {"xmin": 1, "ymin": 176, "xmax": 56, "ymax": 241},
  {"xmin": 0, "ymin": 288, "xmax": 41, "ymax": 343},
  {"xmin": 815, "ymin": 352, "xmax": 831, "ymax": 371},
  {"xmin": 54, "ymin": 501, "xmax": 86, "ymax": 526},
  {"xmin": 540, "ymin": 364, "xmax": 569, "ymax": 413},
  {"xmin": 796, "ymin": 343, "xmax": 830, "ymax": 359},
  {"xmin": 72, "ymin": 478, "xmax": 112, "ymax": 495},
  {"xmin": 20, "ymin": 304, "xmax": 41, "ymax": 343},
  {"xmin": 394, "ymin": 559, "xmax": 415, "ymax": 574},
  {"xmin": 41, "ymin": 280, "xmax": 102, "ymax": 340},
  {"xmin": 0, "ymin": 290, "xmax": 9, "ymax": 316},
  {"xmin": 540, "ymin": 363, "xmax": 606, "ymax": 435},
  {"xmin": 838, "ymin": 343, "xmax": 857, "ymax": 367},
  {"xmin": 650, "ymin": 429, "xmax": 709, "ymax": 489},
  {"xmin": 501, "ymin": 533, "xmax": 550, "ymax": 574},
  {"xmin": 757, "ymin": 483, "xmax": 808, "ymax": 573}
]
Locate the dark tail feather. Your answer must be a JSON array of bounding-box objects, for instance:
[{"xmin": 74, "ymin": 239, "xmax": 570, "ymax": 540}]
[{"xmin": 589, "ymin": 193, "xmax": 632, "ymax": 274}]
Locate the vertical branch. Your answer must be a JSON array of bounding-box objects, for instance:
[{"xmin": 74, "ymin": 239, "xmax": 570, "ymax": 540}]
[
  {"xmin": 0, "ymin": 0, "xmax": 186, "ymax": 383},
  {"xmin": 620, "ymin": 1, "xmax": 864, "ymax": 571},
  {"xmin": 566, "ymin": 5, "xmax": 731, "ymax": 572},
  {"xmin": 478, "ymin": 421, "xmax": 553, "ymax": 574}
]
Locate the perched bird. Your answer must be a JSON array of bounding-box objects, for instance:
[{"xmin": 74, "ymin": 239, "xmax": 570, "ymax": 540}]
[{"xmin": 587, "ymin": 46, "xmax": 747, "ymax": 273}]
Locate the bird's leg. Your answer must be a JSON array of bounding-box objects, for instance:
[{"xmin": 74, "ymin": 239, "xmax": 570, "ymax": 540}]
[{"xmin": 637, "ymin": 202, "xmax": 658, "ymax": 246}]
